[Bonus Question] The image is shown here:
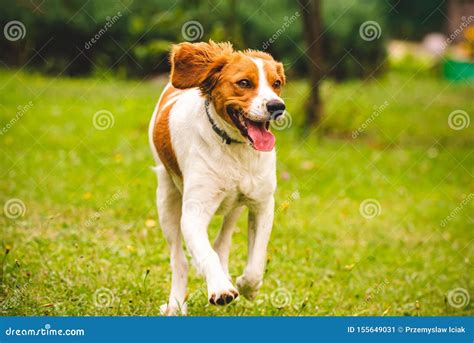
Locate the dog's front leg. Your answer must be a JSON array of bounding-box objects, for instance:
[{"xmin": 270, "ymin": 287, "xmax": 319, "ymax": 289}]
[
  {"xmin": 237, "ymin": 197, "xmax": 274, "ymax": 300},
  {"xmin": 180, "ymin": 190, "xmax": 239, "ymax": 306}
]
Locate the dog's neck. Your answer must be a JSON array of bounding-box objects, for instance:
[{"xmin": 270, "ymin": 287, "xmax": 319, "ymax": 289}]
[{"xmin": 204, "ymin": 99, "xmax": 246, "ymax": 146}]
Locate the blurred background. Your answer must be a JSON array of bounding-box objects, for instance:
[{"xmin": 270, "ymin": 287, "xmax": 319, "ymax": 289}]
[
  {"xmin": 1, "ymin": 0, "xmax": 473, "ymax": 127},
  {"xmin": 0, "ymin": 0, "xmax": 473, "ymax": 316},
  {"xmin": 1, "ymin": 0, "xmax": 473, "ymax": 79}
]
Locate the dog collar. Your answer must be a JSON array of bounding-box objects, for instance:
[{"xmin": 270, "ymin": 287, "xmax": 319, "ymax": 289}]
[{"xmin": 204, "ymin": 99, "xmax": 243, "ymax": 145}]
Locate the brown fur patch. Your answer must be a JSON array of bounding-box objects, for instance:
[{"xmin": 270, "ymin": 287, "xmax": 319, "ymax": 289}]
[
  {"xmin": 153, "ymin": 85, "xmax": 182, "ymax": 177},
  {"xmin": 164, "ymin": 41, "xmax": 286, "ymax": 153},
  {"xmin": 210, "ymin": 54, "xmax": 260, "ymax": 125},
  {"xmin": 262, "ymin": 59, "xmax": 286, "ymax": 96},
  {"xmin": 243, "ymin": 49, "xmax": 273, "ymax": 61},
  {"xmin": 170, "ymin": 41, "xmax": 233, "ymax": 91}
]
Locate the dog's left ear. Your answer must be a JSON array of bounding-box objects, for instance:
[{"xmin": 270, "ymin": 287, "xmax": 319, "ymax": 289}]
[{"xmin": 170, "ymin": 41, "xmax": 233, "ymax": 93}]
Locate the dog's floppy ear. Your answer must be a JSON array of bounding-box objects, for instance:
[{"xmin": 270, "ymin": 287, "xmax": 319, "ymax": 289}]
[{"xmin": 170, "ymin": 41, "xmax": 233, "ymax": 93}]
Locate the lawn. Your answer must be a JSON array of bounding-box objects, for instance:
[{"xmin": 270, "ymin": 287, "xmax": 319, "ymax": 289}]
[{"xmin": 0, "ymin": 66, "xmax": 472, "ymax": 316}]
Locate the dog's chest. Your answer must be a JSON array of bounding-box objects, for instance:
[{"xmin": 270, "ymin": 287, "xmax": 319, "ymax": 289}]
[{"xmin": 214, "ymin": 151, "xmax": 276, "ymax": 212}]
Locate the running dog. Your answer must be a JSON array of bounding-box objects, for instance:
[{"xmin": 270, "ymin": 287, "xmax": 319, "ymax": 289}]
[{"xmin": 149, "ymin": 41, "xmax": 286, "ymax": 315}]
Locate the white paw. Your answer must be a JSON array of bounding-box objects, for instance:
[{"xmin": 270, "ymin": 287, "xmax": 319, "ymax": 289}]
[
  {"xmin": 159, "ymin": 302, "xmax": 187, "ymax": 316},
  {"xmin": 236, "ymin": 275, "xmax": 262, "ymax": 300},
  {"xmin": 207, "ymin": 277, "xmax": 239, "ymax": 306}
]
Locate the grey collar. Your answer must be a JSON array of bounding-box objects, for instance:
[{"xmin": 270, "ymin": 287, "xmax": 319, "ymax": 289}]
[{"xmin": 204, "ymin": 99, "xmax": 243, "ymax": 145}]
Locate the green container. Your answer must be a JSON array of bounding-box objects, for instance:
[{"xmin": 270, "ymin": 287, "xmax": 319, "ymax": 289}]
[{"xmin": 443, "ymin": 59, "xmax": 474, "ymax": 81}]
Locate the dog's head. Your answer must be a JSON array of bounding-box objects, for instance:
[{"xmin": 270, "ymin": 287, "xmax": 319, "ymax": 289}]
[{"xmin": 170, "ymin": 41, "xmax": 286, "ymax": 151}]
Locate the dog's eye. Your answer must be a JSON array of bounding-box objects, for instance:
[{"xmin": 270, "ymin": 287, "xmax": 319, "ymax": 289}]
[
  {"xmin": 273, "ymin": 80, "xmax": 281, "ymax": 89},
  {"xmin": 237, "ymin": 79, "xmax": 252, "ymax": 88}
]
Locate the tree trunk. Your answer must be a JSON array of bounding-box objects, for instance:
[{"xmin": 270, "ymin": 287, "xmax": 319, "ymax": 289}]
[
  {"xmin": 227, "ymin": 0, "xmax": 244, "ymax": 49},
  {"xmin": 300, "ymin": 0, "xmax": 323, "ymax": 127}
]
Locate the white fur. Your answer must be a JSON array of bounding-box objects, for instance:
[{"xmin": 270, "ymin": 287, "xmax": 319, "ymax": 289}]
[
  {"xmin": 248, "ymin": 58, "xmax": 284, "ymax": 121},
  {"xmin": 150, "ymin": 58, "xmax": 280, "ymax": 315}
]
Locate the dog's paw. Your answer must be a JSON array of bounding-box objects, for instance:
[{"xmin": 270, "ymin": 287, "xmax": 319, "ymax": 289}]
[
  {"xmin": 159, "ymin": 303, "xmax": 187, "ymax": 316},
  {"xmin": 207, "ymin": 278, "xmax": 239, "ymax": 306},
  {"xmin": 236, "ymin": 275, "xmax": 262, "ymax": 300},
  {"xmin": 208, "ymin": 288, "xmax": 239, "ymax": 305}
]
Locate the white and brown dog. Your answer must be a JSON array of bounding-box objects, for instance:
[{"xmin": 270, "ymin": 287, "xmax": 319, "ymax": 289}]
[{"xmin": 148, "ymin": 41, "xmax": 286, "ymax": 315}]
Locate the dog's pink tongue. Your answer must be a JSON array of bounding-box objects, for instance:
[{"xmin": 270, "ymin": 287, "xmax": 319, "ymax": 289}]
[{"xmin": 246, "ymin": 121, "xmax": 275, "ymax": 151}]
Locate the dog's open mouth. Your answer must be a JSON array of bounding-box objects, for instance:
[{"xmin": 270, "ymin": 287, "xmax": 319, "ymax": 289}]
[{"xmin": 227, "ymin": 107, "xmax": 275, "ymax": 152}]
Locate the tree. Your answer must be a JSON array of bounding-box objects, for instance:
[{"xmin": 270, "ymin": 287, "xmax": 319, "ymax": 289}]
[{"xmin": 300, "ymin": 0, "xmax": 323, "ymax": 127}]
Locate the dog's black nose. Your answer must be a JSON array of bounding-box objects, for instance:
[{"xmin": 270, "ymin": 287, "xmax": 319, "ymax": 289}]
[{"xmin": 266, "ymin": 100, "xmax": 286, "ymax": 118}]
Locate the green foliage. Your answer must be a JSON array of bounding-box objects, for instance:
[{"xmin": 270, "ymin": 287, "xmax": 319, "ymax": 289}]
[
  {"xmin": 388, "ymin": 53, "xmax": 438, "ymax": 76},
  {"xmin": 0, "ymin": 0, "xmax": 390, "ymax": 79},
  {"xmin": 385, "ymin": 0, "xmax": 447, "ymax": 40},
  {"xmin": 0, "ymin": 69, "xmax": 472, "ymax": 315},
  {"xmin": 321, "ymin": 0, "xmax": 387, "ymax": 79}
]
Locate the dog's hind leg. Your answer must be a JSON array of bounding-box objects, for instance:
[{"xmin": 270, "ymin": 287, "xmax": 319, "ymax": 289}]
[
  {"xmin": 213, "ymin": 206, "xmax": 243, "ymax": 278},
  {"xmin": 237, "ymin": 197, "xmax": 274, "ymax": 300},
  {"xmin": 156, "ymin": 167, "xmax": 188, "ymax": 315}
]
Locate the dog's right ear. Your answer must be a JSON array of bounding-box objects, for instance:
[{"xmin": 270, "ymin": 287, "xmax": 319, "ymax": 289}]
[{"xmin": 170, "ymin": 41, "xmax": 233, "ymax": 92}]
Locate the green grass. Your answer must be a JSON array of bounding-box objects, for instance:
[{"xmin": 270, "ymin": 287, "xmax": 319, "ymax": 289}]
[{"xmin": 0, "ymin": 67, "xmax": 472, "ymax": 316}]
